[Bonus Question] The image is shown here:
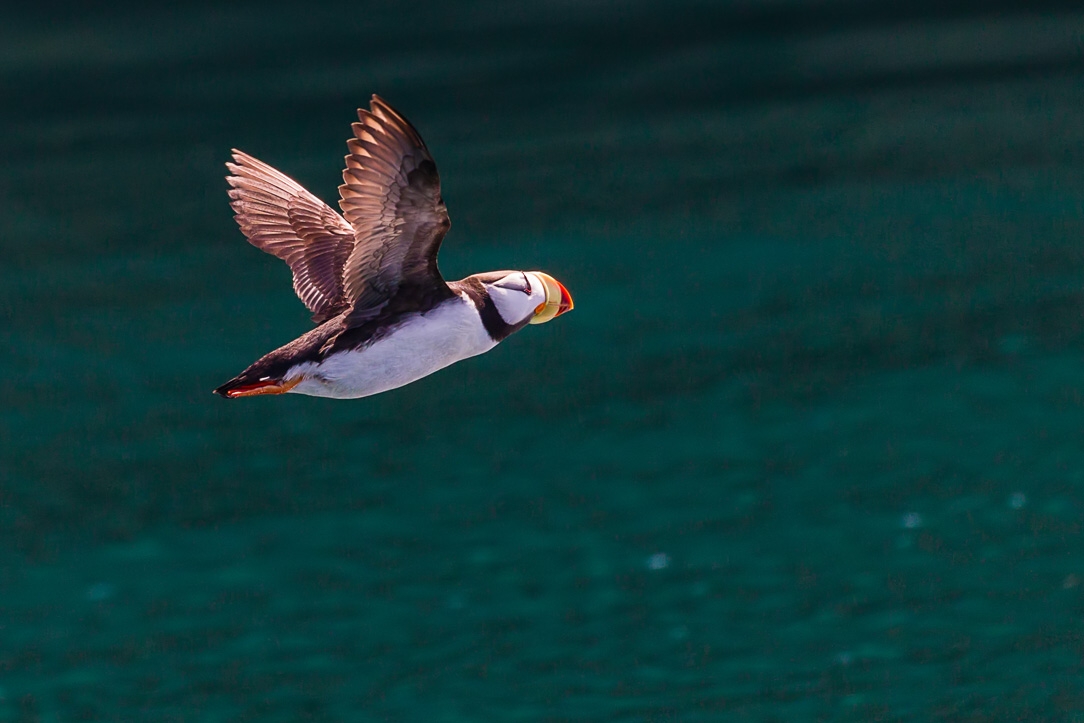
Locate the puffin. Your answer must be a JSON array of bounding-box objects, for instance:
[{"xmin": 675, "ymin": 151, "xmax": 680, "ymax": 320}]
[{"xmin": 214, "ymin": 95, "xmax": 573, "ymax": 400}]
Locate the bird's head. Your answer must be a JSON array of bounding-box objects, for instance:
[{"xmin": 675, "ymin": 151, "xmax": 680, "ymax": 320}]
[{"xmin": 477, "ymin": 270, "xmax": 574, "ymax": 334}]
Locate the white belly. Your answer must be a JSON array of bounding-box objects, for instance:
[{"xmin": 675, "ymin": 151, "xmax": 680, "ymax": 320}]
[{"xmin": 287, "ymin": 295, "xmax": 497, "ymax": 399}]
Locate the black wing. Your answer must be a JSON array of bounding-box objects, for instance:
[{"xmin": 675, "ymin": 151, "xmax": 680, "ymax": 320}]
[{"xmin": 337, "ymin": 95, "xmax": 452, "ymax": 322}]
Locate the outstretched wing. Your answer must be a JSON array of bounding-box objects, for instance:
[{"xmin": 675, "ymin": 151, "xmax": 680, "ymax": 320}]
[
  {"xmin": 226, "ymin": 150, "xmax": 355, "ymax": 324},
  {"xmin": 338, "ymin": 95, "xmax": 452, "ymax": 321}
]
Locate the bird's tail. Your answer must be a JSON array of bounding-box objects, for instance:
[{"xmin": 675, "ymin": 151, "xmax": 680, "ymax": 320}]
[{"xmin": 213, "ymin": 319, "xmax": 339, "ymax": 399}]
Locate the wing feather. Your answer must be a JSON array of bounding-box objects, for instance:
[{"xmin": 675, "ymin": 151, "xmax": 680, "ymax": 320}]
[
  {"xmin": 226, "ymin": 150, "xmax": 355, "ymax": 323},
  {"xmin": 337, "ymin": 95, "xmax": 452, "ymax": 321}
]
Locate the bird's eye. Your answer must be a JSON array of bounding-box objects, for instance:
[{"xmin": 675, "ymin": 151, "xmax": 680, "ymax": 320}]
[{"xmin": 494, "ymin": 274, "xmax": 531, "ymax": 294}]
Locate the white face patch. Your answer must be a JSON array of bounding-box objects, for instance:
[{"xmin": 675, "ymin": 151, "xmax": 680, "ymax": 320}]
[{"xmin": 488, "ymin": 272, "xmax": 548, "ymax": 325}]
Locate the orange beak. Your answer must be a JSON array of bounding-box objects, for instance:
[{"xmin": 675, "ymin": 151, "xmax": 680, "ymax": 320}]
[{"xmin": 528, "ymin": 272, "xmax": 574, "ymax": 324}]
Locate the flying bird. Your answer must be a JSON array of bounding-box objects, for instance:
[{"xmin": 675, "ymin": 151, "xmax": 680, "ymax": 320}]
[{"xmin": 214, "ymin": 96, "xmax": 573, "ymax": 400}]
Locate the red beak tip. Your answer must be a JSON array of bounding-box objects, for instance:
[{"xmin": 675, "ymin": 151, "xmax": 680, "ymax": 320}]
[{"xmin": 557, "ymin": 282, "xmax": 574, "ymax": 314}]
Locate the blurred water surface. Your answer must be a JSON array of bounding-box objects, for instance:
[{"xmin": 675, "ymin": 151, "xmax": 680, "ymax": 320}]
[{"xmin": 3, "ymin": 1, "xmax": 1084, "ymax": 720}]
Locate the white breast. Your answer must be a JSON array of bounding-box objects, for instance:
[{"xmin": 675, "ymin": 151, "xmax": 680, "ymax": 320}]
[{"xmin": 286, "ymin": 294, "xmax": 497, "ymax": 399}]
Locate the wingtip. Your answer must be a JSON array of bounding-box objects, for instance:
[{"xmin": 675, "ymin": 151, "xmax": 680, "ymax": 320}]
[
  {"xmin": 226, "ymin": 149, "xmax": 247, "ymax": 172},
  {"xmin": 369, "ymin": 94, "xmax": 397, "ymax": 118},
  {"xmin": 358, "ymin": 95, "xmax": 388, "ymax": 122}
]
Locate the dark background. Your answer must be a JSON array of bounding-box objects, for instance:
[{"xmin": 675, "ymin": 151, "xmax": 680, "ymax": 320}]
[{"xmin": 3, "ymin": 1, "xmax": 1084, "ymax": 720}]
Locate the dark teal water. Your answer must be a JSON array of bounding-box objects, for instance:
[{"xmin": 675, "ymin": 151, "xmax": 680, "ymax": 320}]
[{"xmin": 5, "ymin": 2, "xmax": 1084, "ymax": 720}]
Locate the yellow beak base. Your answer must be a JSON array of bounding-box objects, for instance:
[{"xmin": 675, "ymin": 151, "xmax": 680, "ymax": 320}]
[{"xmin": 528, "ymin": 272, "xmax": 574, "ymax": 324}]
